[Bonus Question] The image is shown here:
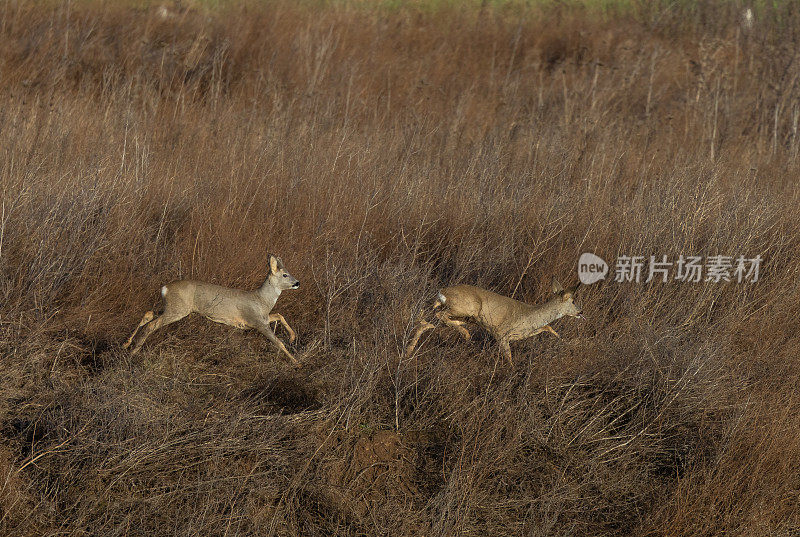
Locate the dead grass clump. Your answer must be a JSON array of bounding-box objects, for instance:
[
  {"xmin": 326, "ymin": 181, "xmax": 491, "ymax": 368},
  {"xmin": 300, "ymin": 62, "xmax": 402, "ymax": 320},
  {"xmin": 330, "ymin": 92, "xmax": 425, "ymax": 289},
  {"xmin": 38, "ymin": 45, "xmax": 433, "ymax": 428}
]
[
  {"xmin": 0, "ymin": 445, "xmax": 39, "ymax": 535},
  {"xmin": 241, "ymin": 371, "xmax": 322, "ymax": 415}
]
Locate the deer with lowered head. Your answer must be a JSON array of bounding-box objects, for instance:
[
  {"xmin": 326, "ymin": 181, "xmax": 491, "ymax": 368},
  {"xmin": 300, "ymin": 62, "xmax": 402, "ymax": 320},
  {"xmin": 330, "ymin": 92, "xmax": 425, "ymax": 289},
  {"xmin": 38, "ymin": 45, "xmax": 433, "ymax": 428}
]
[
  {"xmin": 406, "ymin": 278, "xmax": 583, "ymax": 365},
  {"xmin": 123, "ymin": 254, "xmax": 301, "ymax": 367}
]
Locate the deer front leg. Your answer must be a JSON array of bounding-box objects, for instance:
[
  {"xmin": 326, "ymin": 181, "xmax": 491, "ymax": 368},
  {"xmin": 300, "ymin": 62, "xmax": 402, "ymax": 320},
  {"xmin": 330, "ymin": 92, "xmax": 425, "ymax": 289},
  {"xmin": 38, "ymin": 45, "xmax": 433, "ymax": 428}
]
[
  {"xmin": 435, "ymin": 311, "xmax": 471, "ymax": 341},
  {"xmin": 499, "ymin": 338, "xmax": 514, "ymax": 367},
  {"xmin": 256, "ymin": 323, "xmax": 301, "ymax": 368},
  {"xmin": 543, "ymin": 325, "xmax": 560, "ymax": 338},
  {"xmin": 268, "ymin": 312, "xmax": 296, "ymax": 343},
  {"xmin": 532, "ymin": 325, "xmax": 560, "ymax": 338}
]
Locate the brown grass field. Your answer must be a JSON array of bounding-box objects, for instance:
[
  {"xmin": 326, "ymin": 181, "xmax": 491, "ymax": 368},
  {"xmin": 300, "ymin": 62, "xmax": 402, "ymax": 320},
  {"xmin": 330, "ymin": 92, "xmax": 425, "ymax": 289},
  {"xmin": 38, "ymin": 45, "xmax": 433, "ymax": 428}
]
[{"xmin": 1, "ymin": 1, "xmax": 800, "ymax": 535}]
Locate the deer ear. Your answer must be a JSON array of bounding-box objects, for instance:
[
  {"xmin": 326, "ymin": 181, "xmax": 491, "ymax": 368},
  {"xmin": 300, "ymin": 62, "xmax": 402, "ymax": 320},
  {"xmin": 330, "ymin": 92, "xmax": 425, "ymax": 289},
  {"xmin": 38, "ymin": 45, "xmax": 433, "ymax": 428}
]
[
  {"xmin": 552, "ymin": 278, "xmax": 564, "ymax": 294},
  {"xmin": 568, "ymin": 282, "xmax": 581, "ymax": 294},
  {"xmin": 269, "ymin": 255, "xmax": 279, "ymax": 274},
  {"xmin": 276, "ymin": 257, "xmax": 284, "ymax": 270}
]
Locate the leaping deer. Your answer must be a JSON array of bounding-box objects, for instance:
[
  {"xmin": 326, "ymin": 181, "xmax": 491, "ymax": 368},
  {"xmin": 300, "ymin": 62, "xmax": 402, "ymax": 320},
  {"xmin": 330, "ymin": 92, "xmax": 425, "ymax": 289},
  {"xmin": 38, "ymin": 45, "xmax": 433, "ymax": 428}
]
[
  {"xmin": 406, "ymin": 278, "xmax": 583, "ymax": 366},
  {"xmin": 123, "ymin": 254, "xmax": 301, "ymax": 367}
]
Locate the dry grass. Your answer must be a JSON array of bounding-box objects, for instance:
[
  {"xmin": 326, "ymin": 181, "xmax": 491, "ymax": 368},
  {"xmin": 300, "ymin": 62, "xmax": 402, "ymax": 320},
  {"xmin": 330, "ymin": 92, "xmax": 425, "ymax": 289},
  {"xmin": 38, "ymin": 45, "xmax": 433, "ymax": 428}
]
[{"xmin": 1, "ymin": 1, "xmax": 800, "ymax": 535}]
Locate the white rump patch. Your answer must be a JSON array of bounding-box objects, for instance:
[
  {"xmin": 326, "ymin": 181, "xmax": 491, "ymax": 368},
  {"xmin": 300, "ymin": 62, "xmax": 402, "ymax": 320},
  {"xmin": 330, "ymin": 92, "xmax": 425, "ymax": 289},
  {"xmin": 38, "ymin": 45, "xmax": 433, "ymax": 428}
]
[
  {"xmin": 437, "ymin": 292, "xmax": 447, "ymax": 304},
  {"xmin": 161, "ymin": 286, "xmax": 168, "ymax": 297}
]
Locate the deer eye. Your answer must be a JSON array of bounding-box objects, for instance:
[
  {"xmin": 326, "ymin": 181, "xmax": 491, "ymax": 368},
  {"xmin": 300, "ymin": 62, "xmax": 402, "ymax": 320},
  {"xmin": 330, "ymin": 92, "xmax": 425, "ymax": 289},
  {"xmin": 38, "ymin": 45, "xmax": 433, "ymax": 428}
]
[{"xmin": 283, "ymin": 274, "xmax": 289, "ymax": 278}]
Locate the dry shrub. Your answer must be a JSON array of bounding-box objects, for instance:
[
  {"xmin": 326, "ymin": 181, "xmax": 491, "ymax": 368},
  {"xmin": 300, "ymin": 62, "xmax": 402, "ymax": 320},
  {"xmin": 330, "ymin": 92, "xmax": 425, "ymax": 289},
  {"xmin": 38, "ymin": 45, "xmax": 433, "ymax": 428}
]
[{"xmin": 1, "ymin": 1, "xmax": 800, "ymax": 535}]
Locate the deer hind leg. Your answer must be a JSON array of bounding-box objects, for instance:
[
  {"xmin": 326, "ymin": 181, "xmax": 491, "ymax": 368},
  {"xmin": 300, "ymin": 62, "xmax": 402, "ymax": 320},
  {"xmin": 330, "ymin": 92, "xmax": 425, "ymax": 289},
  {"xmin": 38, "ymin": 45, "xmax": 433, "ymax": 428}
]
[
  {"xmin": 406, "ymin": 294, "xmax": 464, "ymax": 357},
  {"xmin": 256, "ymin": 322, "xmax": 300, "ymax": 368},
  {"xmin": 435, "ymin": 310, "xmax": 471, "ymax": 341},
  {"xmin": 123, "ymin": 310, "xmax": 155, "ymax": 349},
  {"xmin": 129, "ymin": 311, "xmax": 189, "ymax": 355},
  {"xmin": 268, "ymin": 313, "xmax": 296, "ymax": 343},
  {"xmin": 406, "ymin": 318, "xmax": 436, "ymax": 357}
]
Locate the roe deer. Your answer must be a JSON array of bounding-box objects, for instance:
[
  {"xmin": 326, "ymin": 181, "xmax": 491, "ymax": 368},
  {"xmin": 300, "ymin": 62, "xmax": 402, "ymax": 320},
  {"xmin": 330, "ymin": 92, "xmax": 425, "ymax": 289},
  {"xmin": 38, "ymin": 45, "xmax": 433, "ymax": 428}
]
[
  {"xmin": 406, "ymin": 278, "xmax": 583, "ymax": 365},
  {"xmin": 123, "ymin": 254, "xmax": 301, "ymax": 367}
]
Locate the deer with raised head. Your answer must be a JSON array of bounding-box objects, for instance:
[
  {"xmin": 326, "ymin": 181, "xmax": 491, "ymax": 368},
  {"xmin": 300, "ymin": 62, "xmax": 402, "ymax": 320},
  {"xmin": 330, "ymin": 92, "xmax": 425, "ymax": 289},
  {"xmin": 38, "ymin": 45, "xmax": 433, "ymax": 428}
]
[
  {"xmin": 123, "ymin": 254, "xmax": 301, "ymax": 367},
  {"xmin": 406, "ymin": 278, "xmax": 583, "ymax": 365}
]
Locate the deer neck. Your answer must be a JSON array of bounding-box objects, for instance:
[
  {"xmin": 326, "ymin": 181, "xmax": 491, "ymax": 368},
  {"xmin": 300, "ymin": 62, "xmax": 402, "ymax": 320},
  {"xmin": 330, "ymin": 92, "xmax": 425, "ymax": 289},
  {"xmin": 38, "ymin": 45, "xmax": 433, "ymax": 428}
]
[
  {"xmin": 524, "ymin": 296, "xmax": 565, "ymax": 327},
  {"xmin": 256, "ymin": 279, "xmax": 281, "ymax": 308}
]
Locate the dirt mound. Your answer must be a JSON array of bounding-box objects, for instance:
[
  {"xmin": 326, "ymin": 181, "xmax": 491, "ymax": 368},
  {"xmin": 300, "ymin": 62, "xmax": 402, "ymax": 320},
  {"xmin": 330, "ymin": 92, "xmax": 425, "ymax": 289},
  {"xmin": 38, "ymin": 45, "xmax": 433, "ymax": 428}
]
[{"xmin": 330, "ymin": 430, "xmax": 421, "ymax": 518}]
